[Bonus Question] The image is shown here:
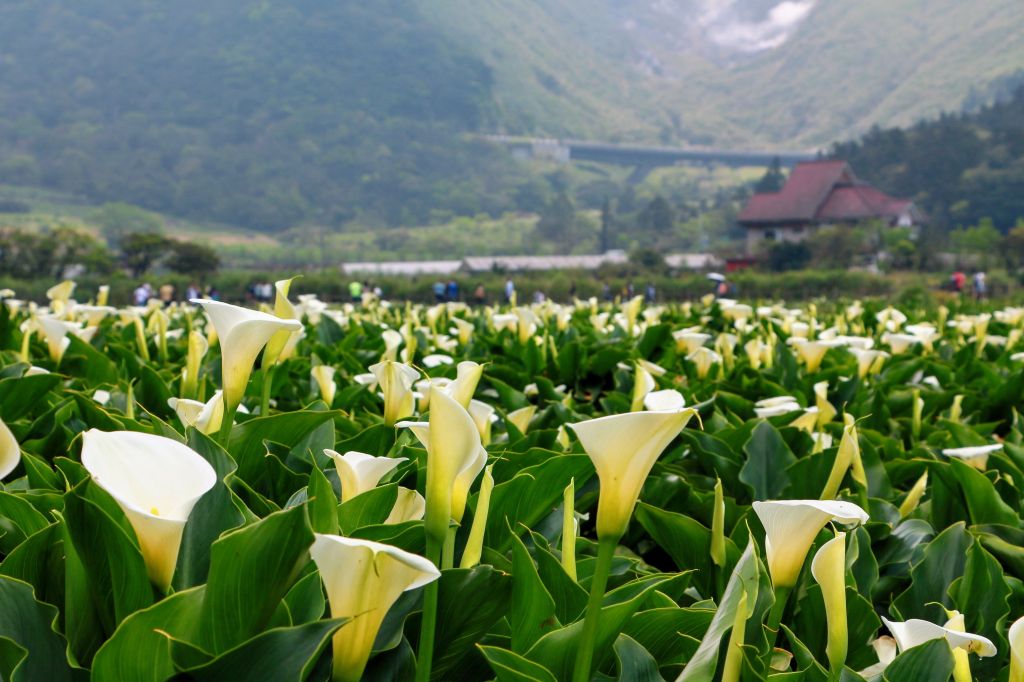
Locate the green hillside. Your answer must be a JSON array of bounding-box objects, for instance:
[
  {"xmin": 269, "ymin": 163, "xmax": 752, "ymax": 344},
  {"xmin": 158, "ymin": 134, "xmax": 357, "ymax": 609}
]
[{"xmin": 0, "ymin": 0, "xmax": 1021, "ymax": 235}]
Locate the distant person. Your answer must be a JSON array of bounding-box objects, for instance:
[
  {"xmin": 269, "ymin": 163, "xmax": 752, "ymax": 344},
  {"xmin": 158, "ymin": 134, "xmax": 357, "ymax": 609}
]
[
  {"xmin": 373, "ymin": 284, "xmax": 383, "ymax": 298},
  {"xmin": 645, "ymin": 282, "xmax": 656, "ymax": 303},
  {"xmin": 445, "ymin": 279, "xmax": 459, "ymax": 302},
  {"xmin": 206, "ymin": 285, "xmax": 221, "ymax": 301},
  {"xmin": 473, "ymin": 283, "xmax": 486, "ymax": 305},
  {"xmin": 159, "ymin": 283, "xmax": 175, "ymax": 307},
  {"xmin": 973, "ymin": 271, "xmax": 987, "ymax": 300},
  {"xmin": 348, "ymin": 280, "xmax": 363, "ymax": 303},
  {"xmin": 533, "ymin": 290, "xmax": 546, "ymax": 304},
  {"xmin": 601, "ymin": 281, "xmax": 612, "ymax": 302},
  {"xmin": 432, "ymin": 281, "xmax": 446, "ymax": 303},
  {"xmin": 951, "ymin": 270, "xmax": 966, "ymax": 293},
  {"xmin": 133, "ymin": 283, "xmax": 149, "ymax": 306},
  {"xmin": 707, "ymin": 272, "xmax": 729, "ymax": 298},
  {"xmin": 504, "ymin": 278, "xmax": 515, "ymax": 303},
  {"xmin": 568, "ymin": 281, "xmax": 577, "ymax": 300},
  {"xmin": 186, "ymin": 282, "xmax": 202, "ymax": 300}
]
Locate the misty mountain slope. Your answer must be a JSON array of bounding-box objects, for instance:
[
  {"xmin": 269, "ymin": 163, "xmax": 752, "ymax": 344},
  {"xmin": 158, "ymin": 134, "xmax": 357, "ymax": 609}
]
[{"xmin": 424, "ymin": 0, "xmax": 1024, "ymax": 146}]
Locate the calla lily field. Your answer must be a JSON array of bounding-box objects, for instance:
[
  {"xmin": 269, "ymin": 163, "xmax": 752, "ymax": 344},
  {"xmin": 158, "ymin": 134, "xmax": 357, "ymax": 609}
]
[{"xmin": 4, "ymin": 282, "xmax": 1024, "ymax": 681}]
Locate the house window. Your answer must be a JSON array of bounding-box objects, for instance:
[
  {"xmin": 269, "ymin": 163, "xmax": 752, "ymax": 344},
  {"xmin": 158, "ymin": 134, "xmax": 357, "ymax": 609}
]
[{"xmin": 764, "ymin": 230, "xmax": 777, "ymax": 241}]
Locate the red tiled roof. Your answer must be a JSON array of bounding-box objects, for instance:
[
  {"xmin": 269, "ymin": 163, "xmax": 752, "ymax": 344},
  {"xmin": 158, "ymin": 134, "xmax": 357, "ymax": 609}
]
[
  {"xmin": 739, "ymin": 160, "xmax": 853, "ymax": 224},
  {"xmin": 816, "ymin": 185, "xmax": 912, "ymax": 222},
  {"xmin": 738, "ymin": 160, "xmax": 913, "ymax": 226}
]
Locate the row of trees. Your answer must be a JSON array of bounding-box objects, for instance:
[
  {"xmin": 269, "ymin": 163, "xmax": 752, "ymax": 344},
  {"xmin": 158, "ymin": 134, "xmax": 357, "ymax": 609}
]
[{"xmin": 0, "ymin": 226, "xmax": 219, "ymax": 281}]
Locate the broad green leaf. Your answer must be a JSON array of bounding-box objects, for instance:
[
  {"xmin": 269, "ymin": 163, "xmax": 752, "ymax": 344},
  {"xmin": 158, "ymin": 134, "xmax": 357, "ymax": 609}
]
[
  {"xmin": 171, "ymin": 617, "xmax": 346, "ymax": 681},
  {"xmin": 510, "ymin": 530, "xmax": 559, "ymax": 652},
  {"xmin": 227, "ymin": 409, "xmax": 340, "ymax": 482},
  {"xmin": 891, "ymin": 522, "xmax": 970, "ymax": 620},
  {"xmin": 338, "ymin": 483, "xmax": 399, "ymax": 534},
  {"xmin": 882, "ymin": 638, "xmax": 953, "ymax": 681},
  {"xmin": 0, "ymin": 374, "xmax": 60, "ymax": 421},
  {"xmin": 197, "ymin": 505, "xmax": 314, "ymax": 654},
  {"xmin": 90, "ymin": 586, "xmax": 206, "ymax": 682},
  {"xmin": 614, "ymin": 633, "xmax": 664, "ymax": 682},
  {"xmin": 0, "ymin": 576, "xmax": 82, "ymax": 682},
  {"xmin": 740, "ymin": 421, "xmax": 797, "ymax": 500},
  {"xmin": 307, "ymin": 462, "xmax": 339, "ymax": 534},
  {"xmin": 433, "ymin": 566, "xmax": 514, "ymax": 680},
  {"xmin": 480, "ymin": 645, "xmax": 559, "ymax": 682}
]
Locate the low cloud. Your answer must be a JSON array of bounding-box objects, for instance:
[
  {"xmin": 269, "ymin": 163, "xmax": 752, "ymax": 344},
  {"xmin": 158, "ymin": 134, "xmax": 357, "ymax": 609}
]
[{"xmin": 700, "ymin": 0, "xmax": 817, "ymax": 52}]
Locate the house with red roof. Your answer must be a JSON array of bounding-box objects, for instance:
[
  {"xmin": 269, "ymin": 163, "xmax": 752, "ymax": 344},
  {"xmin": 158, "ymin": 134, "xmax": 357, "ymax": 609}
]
[{"xmin": 738, "ymin": 160, "xmax": 924, "ymax": 256}]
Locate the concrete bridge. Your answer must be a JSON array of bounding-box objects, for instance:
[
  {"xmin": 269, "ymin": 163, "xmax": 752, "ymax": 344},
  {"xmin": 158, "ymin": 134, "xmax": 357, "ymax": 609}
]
[{"xmin": 481, "ymin": 134, "xmax": 819, "ymax": 181}]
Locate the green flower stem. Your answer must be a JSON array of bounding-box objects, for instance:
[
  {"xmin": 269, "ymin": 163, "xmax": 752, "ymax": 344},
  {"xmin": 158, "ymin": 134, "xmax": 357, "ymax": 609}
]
[
  {"xmin": 441, "ymin": 525, "xmax": 457, "ymax": 570},
  {"xmin": 764, "ymin": 585, "xmax": 792, "ymax": 659},
  {"xmin": 571, "ymin": 536, "xmax": 617, "ymax": 682},
  {"xmin": 260, "ymin": 365, "xmax": 275, "ymax": 418},
  {"xmin": 415, "ymin": 536, "xmax": 443, "ymax": 682},
  {"xmin": 218, "ymin": 397, "xmax": 238, "ymax": 447}
]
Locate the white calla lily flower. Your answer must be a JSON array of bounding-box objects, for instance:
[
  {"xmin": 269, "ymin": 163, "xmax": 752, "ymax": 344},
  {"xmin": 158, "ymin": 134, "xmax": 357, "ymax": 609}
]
[
  {"xmin": 752, "ymin": 499, "xmax": 869, "ymax": 588},
  {"xmin": 881, "ymin": 617, "xmax": 996, "ymax": 658},
  {"xmin": 311, "ymin": 534, "xmax": 440, "ymax": 682},
  {"xmin": 1009, "ymin": 615, "xmax": 1024, "ymax": 682},
  {"xmin": 643, "ymin": 389, "xmax": 686, "ymax": 412},
  {"xmin": 81, "ymin": 429, "xmax": 217, "ymax": 591},
  {"xmin": 192, "ymin": 299, "xmax": 302, "ymax": 412},
  {"xmin": 386, "ymin": 487, "xmax": 426, "ymax": 524},
  {"xmin": 507, "ymin": 405, "xmax": 537, "ymax": 434},
  {"xmin": 326, "ymin": 450, "xmax": 406, "ymax": 503},
  {"xmin": 369, "ymin": 361, "xmax": 419, "ymax": 426},
  {"xmin": 941, "ymin": 443, "xmax": 1002, "ymax": 470},
  {"xmin": 0, "ymin": 417, "xmax": 21, "ymax": 480},
  {"xmin": 311, "ymin": 365, "xmax": 337, "ymax": 406},
  {"xmin": 570, "ymin": 408, "xmax": 697, "ymax": 540}
]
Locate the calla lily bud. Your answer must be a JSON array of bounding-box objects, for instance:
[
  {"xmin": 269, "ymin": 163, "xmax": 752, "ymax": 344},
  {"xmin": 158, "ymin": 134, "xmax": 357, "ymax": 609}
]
[
  {"xmin": 721, "ymin": 590, "xmax": 749, "ymax": 682},
  {"xmin": 820, "ymin": 422, "xmax": 865, "ymax": 500},
  {"xmin": 96, "ymin": 284, "xmax": 110, "ymax": 307},
  {"xmin": 814, "ymin": 381, "xmax": 836, "ymax": 428},
  {"xmin": 130, "ymin": 313, "xmax": 151, "ymax": 361},
  {"xmin": 882, "ymin": 616, "xmax": 996, "ymax": 660},
  {"xmin": 168, "ymin": 391, "xmax": 225, "ymax": 435},
  {"xmin": 402, "ymin": 390, "xmax": 483, "ymax": 544},
  {"xmin": 911, "ymin": 388, "xmax": 923, "ymax": 439},
  {"xmin": 0, "ymin": 417, "xmax": 21, "ymax": 480},
  {"xmin": 949, "ymin": 394, "xmax": 964, "ymax": 423},
  {"xmin": 369, "ymin": 360, "xmax": 419, "ymax": 426},
  {"xmin": 444, "ymin": 360, "xmax": 483, "ymax": 409},
  {"xmin": 711, "ymin": 477, "xmax": 726, "ymax": 567},
  {"xmin": 327, "ymin": 450, "xmax": 406, "ymax": 503},
  {"xmin": 556, "ymin": 424, "xmax": 571, "ymax": 451},
  {"xmin": 468, "ymin": 399, "xmax": 497, "ymax": 446},
  {"xmin": 385, "ymin": 487, "xmax": 426, "ymax": 524},
  {"xmin": 507, "ymin": 405, "xmax": 536, "ymax": 434},
  {"xmin": 262, "ymin": 278, "xmax": 301, "ymax": 367},
  {"xmin": 744, "ymin": 338, "xmax": 764, "ymax": 369},
  {"xmin": 943, "ymin": 611, "xmax": 975, "ymax": 682},
  {"xmin": 311, "ymin": 365, "xmax": 337, "ymax": 406},
  {"xmin": 562, "ymin": 478, "xmax": 577, "ymax": 580},
  {"xmin": 570, "ymin": 408, "xmax": 696, "ymax": 541},
  {"xmin": 630, "ymin": 363, "xmax": 655, "ymax": 412},
  {"xmin": 460, "ymin": 464, "xmax": 494, "ymax": 568},
  {"xmin": 451, "ymin": 446, "xmax": 486, "ymax": 525},
  {"xmin": 182, "ymin": 330, "xmax": 208, "ymax": 399},
  {"xmin": 81, "ymin": 429, "xmax": 217, "ymax": 591},
  {"xmin": 1009, "ymin": 615, "xmax": 1024, "ymax": 682},
  {"xmin": 811, "ymin": 532, "xmax": 848, "ymax": 673},
  {"xmin": 450, "ymin": 317, "xmax": 474, "ymax": 346},
  {"xmin": 624, "ymin": 295, "xmax": 644, "ymax": 336},
  {"xmin": 752, "ymin": 500, "xmax": 868, "ymax": 588},
  {"xmin": 192, "ymin": 300, "xmax": 302, "ymax": 412},
  {"xmin": 311, "ymin": 535, "xmax": 440, "ymax": 682},
  {"xmin": 898, "ymin": 471, "xmax": 928, "ymax": 518}
]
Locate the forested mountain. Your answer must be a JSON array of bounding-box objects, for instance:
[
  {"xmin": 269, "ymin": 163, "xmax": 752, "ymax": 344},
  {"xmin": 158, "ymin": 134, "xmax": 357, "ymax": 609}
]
[
  {"xmin": 833, "ymin": 88, "xmax": 1024, "ymax": 232},
  {"xmin": 0, "ymin": 1, "xmax": 524, "ymax": 230},
  {"xmin": 0, "ymin": 0, "xmax": 1021, "ymax": 232}
]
